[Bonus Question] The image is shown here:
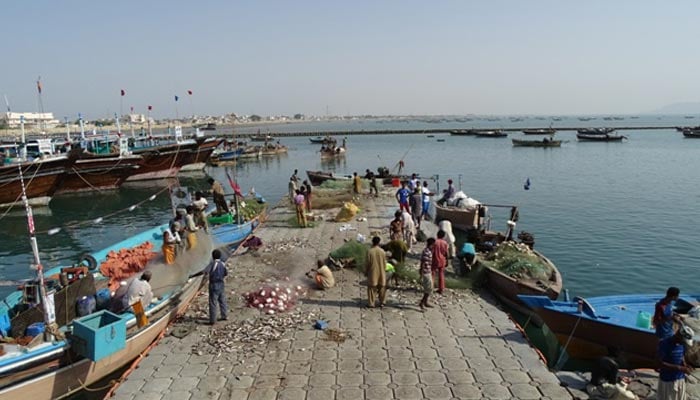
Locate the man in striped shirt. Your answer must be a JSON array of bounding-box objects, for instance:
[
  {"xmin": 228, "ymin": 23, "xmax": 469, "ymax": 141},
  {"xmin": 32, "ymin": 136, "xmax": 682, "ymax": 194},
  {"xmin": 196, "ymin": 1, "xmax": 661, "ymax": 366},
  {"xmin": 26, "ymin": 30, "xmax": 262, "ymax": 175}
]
[{"xmin": 419, "ymin": 238, "xmax": 435, "ymax": 310}]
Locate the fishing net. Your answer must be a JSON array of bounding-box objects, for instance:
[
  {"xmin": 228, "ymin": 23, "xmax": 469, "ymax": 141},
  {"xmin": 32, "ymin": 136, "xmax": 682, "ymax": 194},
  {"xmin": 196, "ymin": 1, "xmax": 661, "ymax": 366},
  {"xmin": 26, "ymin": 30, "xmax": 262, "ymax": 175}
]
[
  {"xmin": 329, "ymin": 240, "xmax": 369, "ymax": 271},
  {"xmin": 480, "ymin": 241, "xmax": 553, "ymax": 281}
]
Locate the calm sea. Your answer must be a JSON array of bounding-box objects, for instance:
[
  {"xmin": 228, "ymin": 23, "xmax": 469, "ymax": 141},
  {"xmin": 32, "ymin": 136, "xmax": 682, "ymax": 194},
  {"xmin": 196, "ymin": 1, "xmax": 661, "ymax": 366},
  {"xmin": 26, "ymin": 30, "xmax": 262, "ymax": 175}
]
[{"xmin": 2, "ymin": 115, "xmax": 700, "ymax": 301}]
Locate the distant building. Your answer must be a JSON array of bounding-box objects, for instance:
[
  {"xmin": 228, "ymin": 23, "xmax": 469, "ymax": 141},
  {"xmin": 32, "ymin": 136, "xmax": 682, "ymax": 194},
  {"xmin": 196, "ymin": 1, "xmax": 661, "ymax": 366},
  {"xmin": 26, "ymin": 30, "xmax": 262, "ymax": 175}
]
[
  {"xmin": 1, "ymin": 112, "xmax": 60, "ymax": 129},
  {"xmin": 128, "ymin": 113, "xmax": 147, "ymax": 123}
]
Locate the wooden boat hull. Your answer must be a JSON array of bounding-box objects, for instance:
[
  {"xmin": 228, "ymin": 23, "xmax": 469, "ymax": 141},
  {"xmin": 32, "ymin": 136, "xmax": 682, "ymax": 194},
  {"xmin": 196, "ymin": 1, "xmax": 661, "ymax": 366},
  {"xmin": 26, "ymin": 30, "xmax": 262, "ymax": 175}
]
[
  {"xmin": 179, "ymin": 138, "xmax": 222, "ymax": 171},
  {"xmin": 0, "ymin": 156, "xmax": 74, "ymax": 208},
  {"xmin": 483, "ymin": 250, "xmax": 562, "ymax": 304},
  {"xmin": 576, "ymin": 133, "xmax": 626, "ymax": 142},
  {"xmin": 512, "ymin": 139, "xmax": 562, "ymax": 147},
  {"xmin": 0, "ymin": 275, "xmax": 203, "ymax": 399},
  {"xmin": 305, "ymin": 170, "xmax": 351, "ymax": 186},
  {"xmin": 433, "ymin": 203, "xmax": 479, "ymax": 232},
  {"xmin": 320, "ymin": 148, "xmax": 346, "ymax": 159},
  {"xmin": 522, "ymin": 129, "xmax": 557, "ymax": 135},
  {"xmin": 309, "ymin": 137, "xmax": 336, "ymax": 144},
  {"xmin": 211, "ymin": 217, "xmax": 262, "ymax": 248},
  {"xmin": 518, "ymin": 294, "xmax": 700, "ymax": 369},
  {"xmin": 127, "ymin": 141, "xmax": 201, "ymax": 181},
  {"xmin": 55, "ymin": 154, "xmax": 141, "ymax": 194}
]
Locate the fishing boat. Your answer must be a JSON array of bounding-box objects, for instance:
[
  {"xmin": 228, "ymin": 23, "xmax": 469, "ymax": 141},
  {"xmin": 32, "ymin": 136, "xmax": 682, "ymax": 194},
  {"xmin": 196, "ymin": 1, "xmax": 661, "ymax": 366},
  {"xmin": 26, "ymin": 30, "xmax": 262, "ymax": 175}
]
[
  {"xmin": 208, "ymin": 202, "xmax": 266, "ymax": 249},
  {"xmin": 178, "ymin": 137, "xmax": 223, "ymax": 172},
  {"xmin": 320, "ymin": 146, "xmax": 346, "ymax": 159},
  {"xmin": 434, "ymin": 201, "xmax": 520, "ymax": 243},
  {"xmin": 449, "ymin": 129, "xmax": 478, "ymax": 136},
  {"xmin": 198, "ymin": 122, "xmax": 217, "ymax": 131},
  {"xmin": 249, "ymin": 134, "xmax": 273, "ymax": 142},
  {"xmin": 576, "ymin": 132, "xmax": 627, "ymax": 142},
  {"xmin": 511, "ymin": 138, "xmax": 562, "ymax": 147},
  {"xmin": 577, "ymin": 128, "xmax": 615, "ymax": 135},
  {"xmin": 682, "ymin": 129, "xmax": 700, "ymax": 138},
  {"xmin": 309, "ymin": 136, "xmax": 336, "ymax": 145},
  {"xmin": 305, "ymin": 170, "xmax": 351, "ymax": 186},
  {"xmin": 209, "ymin": 148, "xmax": 243, "ymax": 166},
  {"xmin": 260, "ymin": 143, "xmax": 288, "ymax": 156},
  {"xmin": 474, "ymin": 130, "xmax": 507, "ymax": 138},
  {"xmin": 522, "ymin": 128, "xmax": 557, "ymax": 135},
  {"xmin": 237, "ymin": 146, "xmax": 262, "ymax": 160},
  {"xmin": 518, "ymin": 293, "xmax": 700, "ymax": 369},
  {"xmin": 0, "ymin": 153, "xmax": 78, "ymax": 208},
  {"xmin": 0, "ymin": 172, "xmax": 211, "ymax": 398},
  {"xmin": 54, "ymin": 149, "xmax": 142, "ymax": 194}
]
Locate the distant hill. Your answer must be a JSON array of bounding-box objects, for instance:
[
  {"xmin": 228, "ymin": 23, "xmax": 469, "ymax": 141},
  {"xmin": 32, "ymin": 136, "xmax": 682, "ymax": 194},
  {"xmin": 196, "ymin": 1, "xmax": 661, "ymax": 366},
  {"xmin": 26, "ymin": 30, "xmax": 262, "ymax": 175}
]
[{"xmin": 649, "ymin": 102, "xmax": 700, "ymax": 115}]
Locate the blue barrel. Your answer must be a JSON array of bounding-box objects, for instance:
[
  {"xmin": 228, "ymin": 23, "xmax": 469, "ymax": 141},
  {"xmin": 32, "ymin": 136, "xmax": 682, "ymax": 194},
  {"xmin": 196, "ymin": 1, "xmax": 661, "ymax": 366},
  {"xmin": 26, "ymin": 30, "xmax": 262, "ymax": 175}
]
[
  {"xmin": 25, "ymin": 322, "xmax": 45, "ymax": 337},
  {"xmin": 95, "ymin": 288, "xmax": 111, "ymax": 310},
  {"xmin": 77, "ymin": 295, "xmax": 96, "ymax": 317}
]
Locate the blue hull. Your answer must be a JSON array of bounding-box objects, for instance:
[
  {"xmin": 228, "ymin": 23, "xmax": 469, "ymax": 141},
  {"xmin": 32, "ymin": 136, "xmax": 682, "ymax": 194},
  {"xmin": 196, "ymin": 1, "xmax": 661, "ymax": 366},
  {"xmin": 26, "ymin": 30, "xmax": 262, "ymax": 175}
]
[
  {"xmin": 211, "ymin": 218, "xmax": 260, "ymax": 248},
  {"xmin": 519, "ymin": 294, "xmax": 700, "ymax": 368}
]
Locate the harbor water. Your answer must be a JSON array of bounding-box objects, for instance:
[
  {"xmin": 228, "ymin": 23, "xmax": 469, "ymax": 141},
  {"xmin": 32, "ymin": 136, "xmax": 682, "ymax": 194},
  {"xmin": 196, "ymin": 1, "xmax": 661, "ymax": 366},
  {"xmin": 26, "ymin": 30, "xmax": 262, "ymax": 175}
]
[{"xmin": 2, "ymin": 116, "xmax": 700, "ymax": 302}]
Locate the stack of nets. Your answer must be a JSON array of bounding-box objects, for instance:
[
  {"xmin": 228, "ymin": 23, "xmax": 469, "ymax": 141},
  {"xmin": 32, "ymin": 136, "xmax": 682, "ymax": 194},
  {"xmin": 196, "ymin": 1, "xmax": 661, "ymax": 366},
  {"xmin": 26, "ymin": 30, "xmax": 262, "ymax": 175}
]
[
  {"xmin": 329, "ymin": 240, "xmax": 369, "ymax": 271},
  {"xmin": 480, "ymin": 241, "xmax": 553, "ymax": 281}
]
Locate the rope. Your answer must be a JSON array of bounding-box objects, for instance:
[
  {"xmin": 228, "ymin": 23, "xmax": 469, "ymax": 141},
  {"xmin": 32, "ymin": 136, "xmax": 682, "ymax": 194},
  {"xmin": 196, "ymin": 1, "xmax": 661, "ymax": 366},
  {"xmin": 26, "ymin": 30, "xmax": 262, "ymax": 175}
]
[
  {"xmin": 70, "ymin": 166, "xmax": 103, "ymax": 192},
  {"xmin": 78, "ymin": 377, "xmax": 117, "ymax": 392},
  {"xmin": 0, "ymin": 160, "xmax": 45, "ymax": 221},
  {"xmin": 555, "ymin": 315, "xmax": 582, "ymax": 370}
]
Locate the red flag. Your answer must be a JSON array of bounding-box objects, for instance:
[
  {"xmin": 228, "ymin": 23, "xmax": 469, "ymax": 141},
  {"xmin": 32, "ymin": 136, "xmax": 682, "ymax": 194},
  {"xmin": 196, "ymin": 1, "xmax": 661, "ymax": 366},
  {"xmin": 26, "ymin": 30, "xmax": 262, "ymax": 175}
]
[
  {"xmin": 37, "ymin": 80, "xmax": 42, "ymax": 94},
  {"xmin": 187, "ymin": 90, "xmax": 193, "ymax": 95},
  {"xmin": 120, "ymin": 89, "xmax": 125, "ymax": 96},
  {"xmin": 225, "ymin": 170, "xmax": 243, "ymax": 197},
  {"xmin": 130, "ymin": 106, "xmax": 134, "ymax": 112},
  {"xmin": 147, "ymin": 105, "xmax": 152, "ymax": 111}
]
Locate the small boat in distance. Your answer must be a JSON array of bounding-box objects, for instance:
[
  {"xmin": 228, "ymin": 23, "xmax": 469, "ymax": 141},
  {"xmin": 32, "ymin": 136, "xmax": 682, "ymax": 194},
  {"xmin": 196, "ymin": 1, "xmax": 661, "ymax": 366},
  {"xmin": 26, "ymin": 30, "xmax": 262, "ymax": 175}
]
[
  {"xmin": 682, "ymin": 129, "xmax": 700, "ymax": 138},
  {"xmin": 474, "ymin": 130, "xmax": 507, "ymax": 138},
  {"xmin": 512, "ymin": 138, "xmax": 562, "ymax": 147},
  {"xmin": 522, "ymin": 128, "xmax": 557, "ymax": 135},
  {"xmin": 198, "ymin": 122, "xmax": 217, "ymax": 131},
  {"xmin": 249, "ymin": 133, "xmax": 273, "ymax": 142},
  {"xmin": 577, "ymin": 127, "xmax": 616, "ymax": 135},
  {"xmin": 449, "ymin": 129, "xmax": 478, "ymax": 136},
  {"xmin": 309, "ymin": 136, "xmax": 337, "ymax": 145},
  {"xmin": 577, "ymin": 132, "xmax": 627, "ymax": 142}
]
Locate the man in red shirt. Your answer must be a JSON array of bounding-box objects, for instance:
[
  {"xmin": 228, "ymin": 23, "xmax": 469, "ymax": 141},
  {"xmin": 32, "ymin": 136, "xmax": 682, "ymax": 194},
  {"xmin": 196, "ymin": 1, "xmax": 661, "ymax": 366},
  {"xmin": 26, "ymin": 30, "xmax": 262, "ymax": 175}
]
[{"xmin": 431, "ymin": 230, "xmax": 449, "ymax": 294}]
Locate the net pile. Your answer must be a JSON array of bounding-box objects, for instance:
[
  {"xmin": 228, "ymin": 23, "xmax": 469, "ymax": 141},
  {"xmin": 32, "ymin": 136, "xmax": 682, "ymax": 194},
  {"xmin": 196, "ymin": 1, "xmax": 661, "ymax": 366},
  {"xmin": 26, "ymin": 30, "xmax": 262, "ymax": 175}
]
[{"xmin": 480, "ymin": 241, "xmax": 552, "ymax": 281}]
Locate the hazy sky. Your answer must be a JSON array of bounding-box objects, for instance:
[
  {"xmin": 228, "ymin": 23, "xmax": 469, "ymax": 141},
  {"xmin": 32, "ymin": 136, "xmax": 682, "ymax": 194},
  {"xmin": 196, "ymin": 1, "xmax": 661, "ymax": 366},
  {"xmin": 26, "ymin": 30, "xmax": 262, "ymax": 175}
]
[{"xmin": 2, "ymin": 1, "xmax": 698, "ymax": 119}]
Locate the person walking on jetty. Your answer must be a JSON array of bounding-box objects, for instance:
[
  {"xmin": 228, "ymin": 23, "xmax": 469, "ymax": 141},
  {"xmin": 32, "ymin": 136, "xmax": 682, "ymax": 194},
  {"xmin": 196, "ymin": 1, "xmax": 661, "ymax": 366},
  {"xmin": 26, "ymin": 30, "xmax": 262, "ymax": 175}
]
[
  {"xmin": 288, "ymin": 177, "xmax": 297, "ymax": 204},
  {"xmin": 352, "ymin": 172, "xmax": 362, "ymax": 195},
  {"xmin": 208, "ymin": 178, "xmax": 229, "ymax": 214},
  {"xmin": 654, "ymin": 287, "xmax": 683, "ymax": 339},
  {"xmin": 366, "ymin": 236, "xmax": 387, "ymax": 308},
  {"xmin": 432, "ymin": 230, "xmax": 449, "ymax": 294},
  {"xmin": 410, "ymin": 186, "xmax": 423, "ymax": 229},
  {"xmin": 192, "ymin": 191, "xmax": 209, "ymax": 232},
  {"xmin": 184, "ymin": 206, "xmax": 199, "ymax": 250},
  {"xmin": 294, "ymin": 189, "xmax": 307, "ymax": 228},
  {"xmin": 291, "ymin": 169, "xmax": 300, "ymax": 184},
  {"xmin": 302, "ymin": 180, "xmax": 313, "ymax": 212},
  {"xmin": 421, "ymin": 180, "xmax": 434, "ymax": 221},
  {"xmin": 657, "ymin": 325, "xmax": 694, "ymax": 400},
  {"xmin": 396, "ymin": 182, "xmax": 411, "ymax": 213},
  {"xmin": 203, "ymin": 249, "xmax": 228, "ymax": 324},
  {"xmin": 365, "ymin": 169, "xmax": 378, "ymax": 197},
  {"xmin": 419, "ymin": 238, "xmax": 435, "ymax": 310},
  {"xmin": 389, "ymin": 210, "xmax": 404, "ymax": 241}
]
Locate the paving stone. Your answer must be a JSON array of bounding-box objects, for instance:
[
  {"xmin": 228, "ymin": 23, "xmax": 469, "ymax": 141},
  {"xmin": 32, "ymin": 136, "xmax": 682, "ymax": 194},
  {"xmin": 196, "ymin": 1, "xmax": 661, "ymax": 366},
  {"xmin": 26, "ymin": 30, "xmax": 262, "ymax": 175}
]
[
  {"xmin": 309, "ymin": 373, "xmax": 336, "ymax": 387},
  {"xmin": 419, "ymin": 371, "xmax": 447, "ymax": 385},
  {"xmin": 393, "ymin": 386, "xmax": 423, "ymax": 399},
  {"xmin": 481, "ymin": 383, "xmax": 511, "ymax": 399},
  {"xmin": 313, "ymin": 349, "xmax": 337, "ymax": 360},
  {"xmin": 311, "ymin": 360, "xmax": 336, "ymax": 372},
  {"xmin": 392, "ymin": 371, "xmax": 420, "ymax": 386},
  {"xmin": 284, "ymin": 360, "xmax": 311, "ymax": 374},
  {"xmin": 253, "ymin": 375, "xmax": 283, "ymax": 389},
  {"xmin": 142, "ymin": 377, "xmax": 173, "ymax": 393},
  {"xmin": 365, "ymin": 372, "xmax": 391, "ymax": 386},
  {"xmin": 248, "ymin": 388, "xmax": 278, "ymax": 400},
  {"xmin": 387, "ymin": 347, "xmax": 412, "ymax": 358},
  {"xmin": 451, "ymin": 384, "xmax": 482, "ymax": 399},
  {"xmin": 133, "ymin": 392, "xmax": 164, "ymax": 400},
  {"xmin": 162, "ymin": 353, "xmax": 190, "ymax": 365},
  {"xmin": 169, "ymin": 376, "xmax": 200, "ymax": 392},
  {"xmin": 473, "ymin": 369, "xmax": 503, "ymax": 384},
  {"xmin": 189, "ymin": 388, "xmax": 220, "ymax": 400},
  {"xmin": 389, "ymin": 358, "xmax": 415, "ymax": 371},
  {"xmin": 280, "ymin": 374, "xmax": 308, "ymax": 388},
  {"xmin": 538, "ymin": 382, "xmax": 573, "ymax": 398},
  {"xmin": 445, "ymin": 370, "xmax": 475, "ymax": 384},
  {"xmin": 337, "ymin": 387, "xmax": 365, "ymax": 400},
  {"xmin": 138, "ymin": 354, "xmax": 166, "ymax": 369},
  {"xmin": 415, "ymin": 358, "xmax": 442, "ymax": 371},
  {"xmin": 115, "ymin": 377, "xmax": 146, "ymax": 396},
  {"xmin": 509, "ymin": 383, "xmax": 543, "ymax": 399},
  {"xmin": 338, "ymin": 348, "xmax": 363, "ymax": 359},
  {"xmin": 227, "ymin": 375, "xmax": 254, "ymax": 389},
  {"xmin": 287, "ymin": 349, "xmax": 313, "ymax": 361},
  {"xmin": 197, "ymin": 375, "xmax": 227, "ymax": 391},
  {"xmin": 422, "ymin": 385, "xmax": 453, "ymax": 399},
  {"xmin": 441, "ymin": 357, "xmax": 468, "ymax": 370},
  {"xmin": 365, "ymin": 358, "xmax": 390, "ymax": 372},
  {"xmin": 164, "ymin": 391, "xmax": 191, "ymax": 400},
  {"xmin": 365, "ymin": 386, "xmax": 393, "ymax": 400},
  {"xmin": 153, "ymin": 363, "xmax": 183, "ymax": 378},
  {"xmin": 500, "ymin": 369, "xmax": 531, "ymax": 384},
  {"xmin": 258, "ymin": 361, "xmax": 286, "ymax": 375}
]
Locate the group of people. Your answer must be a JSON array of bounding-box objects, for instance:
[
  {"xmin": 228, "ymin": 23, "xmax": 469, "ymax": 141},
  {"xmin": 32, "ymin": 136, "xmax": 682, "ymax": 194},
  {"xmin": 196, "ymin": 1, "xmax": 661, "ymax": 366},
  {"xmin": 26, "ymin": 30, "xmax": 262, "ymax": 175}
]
[
  {"xmin": 162, "ymin": 188, "xmax": 213, "ymax": 265},
  {"xmin": 395, "ymin": 175, "xmax": 434, "ymax": 230},
  {"xmin": 288, "ymin": 169, "xmax": 312, "ymax": 228}
]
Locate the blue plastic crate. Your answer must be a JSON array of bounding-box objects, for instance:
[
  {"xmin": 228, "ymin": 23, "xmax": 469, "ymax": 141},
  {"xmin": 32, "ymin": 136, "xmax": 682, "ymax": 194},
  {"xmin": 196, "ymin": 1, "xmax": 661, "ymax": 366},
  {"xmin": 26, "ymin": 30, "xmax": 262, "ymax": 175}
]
[{"xmin": 72, "ymin": 310, "xmax": 126, "ymax": 361}]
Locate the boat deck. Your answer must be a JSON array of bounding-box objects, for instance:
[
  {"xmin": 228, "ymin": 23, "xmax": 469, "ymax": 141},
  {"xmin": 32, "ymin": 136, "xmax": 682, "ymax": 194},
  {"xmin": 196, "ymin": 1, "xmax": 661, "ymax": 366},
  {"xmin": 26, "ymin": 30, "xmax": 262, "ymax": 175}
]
[{"xmin": 111, "ymin": 189, "xmax": 573, "ymax": 399}]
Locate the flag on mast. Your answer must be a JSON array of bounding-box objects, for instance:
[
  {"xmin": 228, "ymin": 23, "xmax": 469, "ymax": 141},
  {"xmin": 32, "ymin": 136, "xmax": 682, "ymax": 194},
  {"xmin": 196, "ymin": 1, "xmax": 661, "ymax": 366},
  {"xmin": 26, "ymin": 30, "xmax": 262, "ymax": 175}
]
[
  {"xmin": 225, "ymin": 169, "xmax": 243, "ymax": 197},
  {"xmin": 36, "ymin": 79, "xmax": 42, "ymax": 94},
  {"xmin": 174, "ymin": 95, "xmax": 179, "ymax": 102},
  {"xmin": 148, "ymin": 105, "xmax": 152, "ymax": 110},
  {"xmin": 120, "ymin": 89, "xmax": 126, "ymax": 96},
  {"xmin": 187, "ymin": 90, "xmax": 193, "ymax": 95}
]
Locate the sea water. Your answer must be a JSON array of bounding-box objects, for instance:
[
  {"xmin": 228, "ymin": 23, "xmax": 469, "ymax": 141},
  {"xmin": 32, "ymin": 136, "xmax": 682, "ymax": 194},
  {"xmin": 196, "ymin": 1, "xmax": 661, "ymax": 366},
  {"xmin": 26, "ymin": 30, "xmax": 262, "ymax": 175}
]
[{"xmin": 2, "ymin": 116, "xmax": 700, "ymax": 302}]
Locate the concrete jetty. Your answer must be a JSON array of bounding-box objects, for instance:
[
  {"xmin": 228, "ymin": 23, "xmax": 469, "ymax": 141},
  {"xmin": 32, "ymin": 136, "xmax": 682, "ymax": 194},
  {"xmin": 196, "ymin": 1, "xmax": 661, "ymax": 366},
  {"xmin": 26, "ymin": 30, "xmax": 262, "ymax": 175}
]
[{"xmin": 110, "ymin": 188, "xmax": 573, "ymax": 400}]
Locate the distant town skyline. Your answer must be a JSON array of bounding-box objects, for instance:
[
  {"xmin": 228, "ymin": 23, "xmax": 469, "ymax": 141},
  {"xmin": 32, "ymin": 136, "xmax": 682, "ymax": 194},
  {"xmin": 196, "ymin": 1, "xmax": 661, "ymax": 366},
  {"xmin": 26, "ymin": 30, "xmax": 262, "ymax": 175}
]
[{"xmin": 2, "ymin": 1, "xmax": 699, "ymax": 119}]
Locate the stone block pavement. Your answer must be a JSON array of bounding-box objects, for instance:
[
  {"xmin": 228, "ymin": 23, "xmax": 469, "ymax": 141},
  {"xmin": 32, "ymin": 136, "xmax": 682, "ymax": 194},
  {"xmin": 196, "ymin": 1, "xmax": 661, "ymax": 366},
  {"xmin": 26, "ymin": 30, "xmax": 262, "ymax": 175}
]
[{"xmin": 111, "ymin": 191, "xmax": 573, "ymax": 400}]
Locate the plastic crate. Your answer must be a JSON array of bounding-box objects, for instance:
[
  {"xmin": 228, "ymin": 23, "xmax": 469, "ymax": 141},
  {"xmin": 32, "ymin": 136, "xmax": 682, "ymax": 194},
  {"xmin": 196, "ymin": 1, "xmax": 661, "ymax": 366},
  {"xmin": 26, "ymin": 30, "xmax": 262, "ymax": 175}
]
[{"xmin": 72, "ymin": 310, "xmax": 126, "ymax": 361}]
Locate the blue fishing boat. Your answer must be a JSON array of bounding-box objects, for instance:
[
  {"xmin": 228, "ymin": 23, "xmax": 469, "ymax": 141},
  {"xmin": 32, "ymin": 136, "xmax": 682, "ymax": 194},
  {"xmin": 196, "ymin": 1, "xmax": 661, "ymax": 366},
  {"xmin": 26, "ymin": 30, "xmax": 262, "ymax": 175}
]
[
  {"xmin": 210, "ymin": 216, "xmax": 262, "ymax": 248},
  {"xmin": 518, "ymin": 294, "xmax": 700, "ymax": 369}
]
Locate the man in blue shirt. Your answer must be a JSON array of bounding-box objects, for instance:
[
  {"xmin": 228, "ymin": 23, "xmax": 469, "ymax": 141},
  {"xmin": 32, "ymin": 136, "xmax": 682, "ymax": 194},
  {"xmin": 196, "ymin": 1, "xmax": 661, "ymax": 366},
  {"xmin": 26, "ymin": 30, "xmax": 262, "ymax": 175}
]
[
  {"xmin": 657, "ymin": 325, "xmax": 694, "ymax": 400},
  {"xmin": 203, "ymin": 249, "xmax": 228, "ymax": 325},
  {"xmin": 654, "ymin": 287, "xmax": 682, "ymax": 339},
  {"xmin": 395, "ymin": 182, "xmax": 411, "ymax": 213}
]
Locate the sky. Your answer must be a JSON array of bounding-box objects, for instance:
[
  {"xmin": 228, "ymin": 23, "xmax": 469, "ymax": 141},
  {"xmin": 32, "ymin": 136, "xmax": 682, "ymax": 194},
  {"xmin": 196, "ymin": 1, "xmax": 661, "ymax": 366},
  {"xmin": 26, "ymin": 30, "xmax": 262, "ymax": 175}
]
[{"xmin": 1, "ymin": 1, "xmax": 699, "ymax": 119}]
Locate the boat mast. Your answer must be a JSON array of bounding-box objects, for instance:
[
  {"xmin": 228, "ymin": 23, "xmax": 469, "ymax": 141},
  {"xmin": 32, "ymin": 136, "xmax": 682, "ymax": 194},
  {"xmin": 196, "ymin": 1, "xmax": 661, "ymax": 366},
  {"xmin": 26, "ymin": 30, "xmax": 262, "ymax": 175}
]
[
  {"xmin": 18, "ymin": 164, "xmax": 52, "ymax": 325},
  {"xmin": 19, "ymin": 115, "xmax": 27, "ymax": 160}
]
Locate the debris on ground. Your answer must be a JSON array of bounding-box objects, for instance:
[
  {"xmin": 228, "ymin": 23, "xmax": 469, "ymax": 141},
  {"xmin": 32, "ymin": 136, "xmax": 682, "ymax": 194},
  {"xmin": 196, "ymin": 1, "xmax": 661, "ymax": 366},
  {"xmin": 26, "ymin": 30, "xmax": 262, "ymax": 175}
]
[{"xmin": 323, "ymin": 328, "xmax": 349, "ymax": 343}]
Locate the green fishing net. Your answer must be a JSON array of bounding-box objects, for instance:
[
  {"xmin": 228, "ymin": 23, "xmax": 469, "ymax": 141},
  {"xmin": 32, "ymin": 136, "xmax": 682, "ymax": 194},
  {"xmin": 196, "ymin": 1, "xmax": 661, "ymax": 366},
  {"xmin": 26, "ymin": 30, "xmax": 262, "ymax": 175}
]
[
  {"xmin": 480, "ymin": 241, "xmax": 553, "ymax": 281},
  {"xmin": 329, "ymin": 240, "xmax": 369, "ymax": 271}
]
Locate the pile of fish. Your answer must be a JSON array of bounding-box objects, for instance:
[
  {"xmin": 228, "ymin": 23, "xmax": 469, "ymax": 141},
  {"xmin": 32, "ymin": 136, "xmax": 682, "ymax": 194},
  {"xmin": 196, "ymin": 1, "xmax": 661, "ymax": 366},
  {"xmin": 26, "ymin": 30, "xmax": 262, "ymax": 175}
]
[{"xmin": 243, "ymin": 283, "xmax": 307, "ymax": 314}]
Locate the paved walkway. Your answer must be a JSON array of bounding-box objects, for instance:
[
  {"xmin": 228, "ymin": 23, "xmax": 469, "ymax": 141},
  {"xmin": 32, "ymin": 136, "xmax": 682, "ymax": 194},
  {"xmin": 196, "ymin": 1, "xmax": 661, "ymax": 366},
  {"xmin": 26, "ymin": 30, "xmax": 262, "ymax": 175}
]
[{"xmin": 111, "ymin": 191, "xmax": 573, "ymax": 400}]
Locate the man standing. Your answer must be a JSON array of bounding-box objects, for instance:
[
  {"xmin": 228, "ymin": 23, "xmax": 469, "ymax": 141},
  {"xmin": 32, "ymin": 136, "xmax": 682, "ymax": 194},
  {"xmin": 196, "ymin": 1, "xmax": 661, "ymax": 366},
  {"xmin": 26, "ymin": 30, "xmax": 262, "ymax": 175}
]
[
  {"xmin": 366, "ymin": 236, "xmax": 387, "ymax": 308},
  {"xmin": 654, "ymin": 287, "xmax": 683, "ymax": 340},
  {"xmin": 419, "ymin": 238, "xmax": 435, "ymax": 309},
  {"xmin": 303, "ymin": 180, "xmax": 313, "ymax": 212},
  {"xmin": 432, "ymin": 230, "xmax": 449, "ymax": 294},
  {"xmin": 288, "ymin": 177, "xmax": 298, "ymax": 204},
  {"xmin": 421, "ymin": 181, "xmax": 434, "ymax": 221},
  {"xmin": 208, "ymin": 178, "xmax": 229, "ymax": 214},
  {"xmin": 203, "ymin": 249, "xmax": 228, "ymax": 325},
  {"xmin": 353, "ymin": 172, "xmax": 362, "ymax": 195},
  {"xmin": 395, "ymin": 182, "xmax": 411, "ymax": 213},
  {"xmin": 389, "ymin": 210, "xmax": 404, "ymax": 241},
  {"xmin": 192, "ymin": 191, "xmax": 209, "ymax": 232},
  {"xmin": 410, "ymin": 186, "xmax": 423, "ymax": 229},
  {"xmin": 184, "ymin": 206, "xmax": 199, "ymax": 250},
  {"xmin": 657, "ymin": 326, "xmax": 694, "ymax": 400},
  {"xmin": 294, "ymin": 189, "xmax": 307, "ymax": 228},
  {"xmin": 401, "ymin": 209, "xmax": 416, "ymax": 251}
]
